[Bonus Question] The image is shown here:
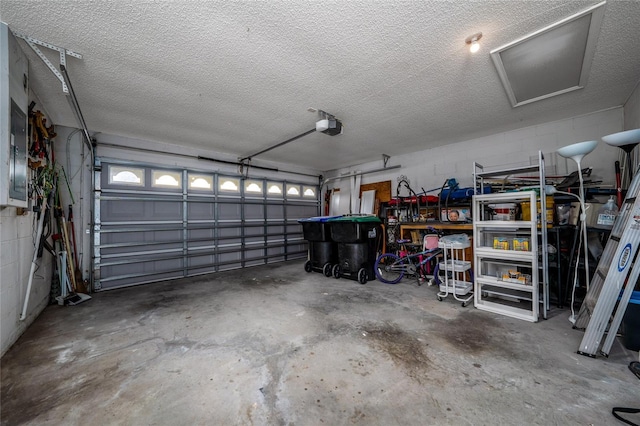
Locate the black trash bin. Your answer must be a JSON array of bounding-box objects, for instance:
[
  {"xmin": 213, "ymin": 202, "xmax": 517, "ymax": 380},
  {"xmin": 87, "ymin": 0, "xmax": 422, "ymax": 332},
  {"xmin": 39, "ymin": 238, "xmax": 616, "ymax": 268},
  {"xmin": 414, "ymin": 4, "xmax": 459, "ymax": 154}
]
[
  {"xmin": 622, "ymin": 291, "xmax": 640, "ymax": 351},
  {"xmin": 328, "ymin": 215, "xmax": 382, "ymax": 284},
  {"xmin": 298, "ymin": 215, "xmax": 342, "ymax": 277}
]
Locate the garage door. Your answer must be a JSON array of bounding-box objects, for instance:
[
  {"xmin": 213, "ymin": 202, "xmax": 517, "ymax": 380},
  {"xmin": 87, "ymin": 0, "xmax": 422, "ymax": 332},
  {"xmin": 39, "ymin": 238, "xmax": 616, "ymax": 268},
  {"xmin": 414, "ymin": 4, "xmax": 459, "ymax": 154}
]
[{"xmin": 93, "ymin": 159, "xmax": 319, "ymax": 290}]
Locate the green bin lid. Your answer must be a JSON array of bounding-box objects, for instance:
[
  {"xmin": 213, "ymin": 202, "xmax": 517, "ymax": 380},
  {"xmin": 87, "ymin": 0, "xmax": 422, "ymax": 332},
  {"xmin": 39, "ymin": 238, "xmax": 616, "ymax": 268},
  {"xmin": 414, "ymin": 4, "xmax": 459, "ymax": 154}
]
[
  {"xmin": 298, "ymin": 215, "xmax": 342, "ymax": 223},
  {"xmin": 328, "ymin": 215, "xmax": 381, "ymax": 223}
]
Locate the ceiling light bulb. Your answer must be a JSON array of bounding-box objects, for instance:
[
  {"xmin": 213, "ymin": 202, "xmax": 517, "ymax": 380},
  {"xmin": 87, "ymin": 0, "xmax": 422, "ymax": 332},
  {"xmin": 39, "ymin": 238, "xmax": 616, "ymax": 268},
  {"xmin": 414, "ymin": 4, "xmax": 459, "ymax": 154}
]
[{"xmin": 465, "ymin": 32, "xmax": 483, "ymax": 54}]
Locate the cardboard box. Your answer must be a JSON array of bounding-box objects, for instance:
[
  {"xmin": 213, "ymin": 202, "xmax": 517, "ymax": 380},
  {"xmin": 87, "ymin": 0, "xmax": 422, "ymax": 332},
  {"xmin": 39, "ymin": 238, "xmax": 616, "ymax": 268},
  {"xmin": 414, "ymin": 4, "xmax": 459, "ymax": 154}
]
[{"xmin": 498, "ymin": 269, "xmax": 531, "ymax": 285}]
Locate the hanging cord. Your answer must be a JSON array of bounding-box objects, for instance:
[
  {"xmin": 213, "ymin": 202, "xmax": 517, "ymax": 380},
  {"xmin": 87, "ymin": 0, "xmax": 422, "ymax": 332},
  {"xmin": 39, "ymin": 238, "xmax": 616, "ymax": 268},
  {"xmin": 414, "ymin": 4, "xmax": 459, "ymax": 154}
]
[
  {"xmin": 612, "ymin": 406, "xmax": 640, "ymax": 426},
  {"xmin": 60, "ymin": 66, "xmax": 96, "ymax": 279},
  {"xmin": 553, "ymin": 188, "xmax": 589, "ymax": 322},
  {"xmin": 58, "ymin": 165, "xmax": 75, "ymax": 205},
  {"xmin": 66, "ymin": 128, "xmax": 83, "ymax": 181},
  {"xmin": 443, "ymin": 184, "xmax": 454, "ymax": 221},
  {"xmin": 237, "ymin": 159, "xmax": 251, "ymax": 178},
  {"xmin": 501, "ymin": 174, "xmax": 513, "ymax": 192},
  {"xmin": 63, "ymin": 128, "xmax": 92, "ymax": 274},
  {"xmin": 437, "ymin": 178, "xmax": 458, "ymax": 222},
  {"xmin": 610, "ymin": 340, "xmax": 640, "ymax": 424},
  {"xmin": 78, "ymin": 135, "xmax": 86, "ymax": 269},
  {"xmin": 396, "ymin": 177, "xmax": 420, "ymax": 222},
  {"xmin": 569, "ymin": 229, "xmax": 584, "ymax": 322},
  {"xmin": 437, "ymin": 179, "xmax": 447, "ymax": 222}
]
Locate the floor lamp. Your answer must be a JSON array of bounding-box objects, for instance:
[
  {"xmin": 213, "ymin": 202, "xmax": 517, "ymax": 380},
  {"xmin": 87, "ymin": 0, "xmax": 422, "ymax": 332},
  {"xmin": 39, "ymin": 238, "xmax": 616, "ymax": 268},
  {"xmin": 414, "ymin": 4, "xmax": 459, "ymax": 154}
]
[
  {"xmin": 602, "ymin": 128, "xmax": 640, "ymax": 183},
  {"xmin": 557, "ymin": 140, "xmax": 598, "ymax": 299}
]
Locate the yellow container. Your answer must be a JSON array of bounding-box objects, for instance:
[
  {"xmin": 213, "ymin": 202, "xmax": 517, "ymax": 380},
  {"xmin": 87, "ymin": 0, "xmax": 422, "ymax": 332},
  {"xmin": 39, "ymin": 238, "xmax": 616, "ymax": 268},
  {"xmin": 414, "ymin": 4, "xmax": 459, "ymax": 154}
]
[
  {"xmin": 521, "ymin": 196, "xmax": 554, "ymax": 227},
  {"xmin": 493, "ymin": 237, "xmax": 510, "ymax": 250},
  {"xmin": 512, "ymin": 237, "xmax": 530, "ymax": 251}
]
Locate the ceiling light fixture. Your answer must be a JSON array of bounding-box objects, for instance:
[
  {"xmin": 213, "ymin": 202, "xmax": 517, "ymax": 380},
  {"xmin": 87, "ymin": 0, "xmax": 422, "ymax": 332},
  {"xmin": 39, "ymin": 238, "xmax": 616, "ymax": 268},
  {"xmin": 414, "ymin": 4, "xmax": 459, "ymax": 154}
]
[{"xmin": 466, "ymin": 32, "xmax": 482, "ymax": 53}]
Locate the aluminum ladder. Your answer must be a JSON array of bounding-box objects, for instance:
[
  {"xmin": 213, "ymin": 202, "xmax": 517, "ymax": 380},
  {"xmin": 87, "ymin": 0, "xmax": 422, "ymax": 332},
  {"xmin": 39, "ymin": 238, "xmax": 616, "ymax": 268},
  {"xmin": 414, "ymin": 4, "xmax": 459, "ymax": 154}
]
[{"xmin": 575, "ymin": 164, "xmax": 640, "ymax": 357}]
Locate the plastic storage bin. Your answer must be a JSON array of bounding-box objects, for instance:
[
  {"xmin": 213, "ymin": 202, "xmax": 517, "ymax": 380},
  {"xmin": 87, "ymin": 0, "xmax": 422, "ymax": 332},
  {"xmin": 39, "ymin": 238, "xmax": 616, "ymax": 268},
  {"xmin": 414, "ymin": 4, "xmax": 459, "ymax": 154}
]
[
  {"xmin": 328, "ymin": 215, "xmax": 382, "ymax": 284},
  {"xmin": 488, "ymin": 203, "xmax": 517, "ymax": 220},
  {"xmin": 623, "ymin": 291, "xmax": 640, "ymax": 351},
  {"xmin": 298, "ymin": 215, "xmax": 342, "ymax": 276}
]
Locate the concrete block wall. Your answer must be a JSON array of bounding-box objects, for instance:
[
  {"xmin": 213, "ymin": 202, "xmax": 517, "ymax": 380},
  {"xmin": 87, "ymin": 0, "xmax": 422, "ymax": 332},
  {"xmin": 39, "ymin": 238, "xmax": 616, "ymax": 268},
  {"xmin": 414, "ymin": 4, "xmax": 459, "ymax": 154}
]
[
  {"xmin": 326, "ymin": 107, "xmax": 624, "ymax": 199},
  {"xmin": 1, "ymin": 206, "xmax": 54, "ymax": 356},
  {"xmin": 1, "ymin": 91, "xmax": 55, "ymax": 357}
]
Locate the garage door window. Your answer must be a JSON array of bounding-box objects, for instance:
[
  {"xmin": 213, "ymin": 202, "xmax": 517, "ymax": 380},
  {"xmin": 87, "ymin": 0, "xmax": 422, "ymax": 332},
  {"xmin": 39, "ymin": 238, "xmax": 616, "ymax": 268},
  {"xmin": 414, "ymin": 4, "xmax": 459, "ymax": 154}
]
[
  {"xmin": 152, "ymin": 170, "xmax": 181, "ymax": 188},
  {"xmin": 303, "ymin": 186, "xmax": 316, "ymax": 197},
  {"xmin": 220, "ymin": 177, "xmax": 240, "ymax": 192},
  {"xmin": 245, "ymin": 180, "xmax": 263, "ymax": 195},
  {"xmin": 108, "ymin": 165, "xmax": 144, "ymax": 186},
  {"xmin": 188, "ymin": 174, "xmax": 213, "ymax": 191},
  {"xmin": 286, "ymin": 184, "xmax": 301, "ymax": 197},
  {"xmin": 267, "ymin": 182, "xmax": 283, "ymax": 196}
]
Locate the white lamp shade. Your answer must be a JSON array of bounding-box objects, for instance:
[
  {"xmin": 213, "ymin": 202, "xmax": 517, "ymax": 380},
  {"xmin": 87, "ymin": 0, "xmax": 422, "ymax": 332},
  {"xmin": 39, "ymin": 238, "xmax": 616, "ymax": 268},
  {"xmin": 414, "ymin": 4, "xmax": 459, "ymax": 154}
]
[
  {"xmin": 602, "ymin": 129, "xmax": 640, "ymax": 149},
  {"xmin": 557, "ymin": 140, "xmax": 598, "ymax": 161}
]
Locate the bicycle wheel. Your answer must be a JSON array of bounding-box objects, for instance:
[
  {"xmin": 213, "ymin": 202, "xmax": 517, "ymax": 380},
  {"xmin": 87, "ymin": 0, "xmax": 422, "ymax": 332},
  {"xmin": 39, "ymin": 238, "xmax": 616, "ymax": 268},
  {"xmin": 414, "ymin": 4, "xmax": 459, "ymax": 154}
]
[{"xmin": 374, "ymin": 253, "xmax": 404, "ymax": 284}]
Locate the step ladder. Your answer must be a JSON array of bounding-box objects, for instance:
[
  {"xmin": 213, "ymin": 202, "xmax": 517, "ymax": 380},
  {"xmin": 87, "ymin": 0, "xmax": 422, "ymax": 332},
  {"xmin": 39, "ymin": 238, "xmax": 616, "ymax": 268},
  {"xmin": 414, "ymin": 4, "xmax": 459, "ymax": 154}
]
[{"xmin": 575, "ymin": 164, "xmax": 640, "ymax": 357}]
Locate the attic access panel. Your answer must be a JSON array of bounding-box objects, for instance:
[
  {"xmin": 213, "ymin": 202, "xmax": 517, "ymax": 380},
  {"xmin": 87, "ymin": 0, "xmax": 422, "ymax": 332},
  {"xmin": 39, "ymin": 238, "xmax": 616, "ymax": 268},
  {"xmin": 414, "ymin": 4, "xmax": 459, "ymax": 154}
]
[{"xmin": 491, "ymin": 1, "xmax": 606, "ymax": 107}]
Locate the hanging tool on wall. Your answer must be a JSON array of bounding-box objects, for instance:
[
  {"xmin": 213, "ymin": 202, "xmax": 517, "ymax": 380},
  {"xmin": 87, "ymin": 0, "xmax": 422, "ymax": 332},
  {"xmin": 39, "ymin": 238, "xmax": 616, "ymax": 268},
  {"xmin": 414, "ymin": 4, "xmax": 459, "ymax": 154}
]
[
  {"xmin": 20, "ymin": 179, "xmax": 56, "ymax": 321},
  {"xmin": 68, "ymin": 205, "xmax": 83, "ymax": 290},
  {"xmin": 324, "ymin": 189, "xmax": 332, "ymax": 216},
  {"xmin": 48, "ymin": 185, "xmax": 90, "ymax": 305},
  {"xmin": 59, "ymin": 215, "xmax": 78, "ymax": 293},
  {"xmin": 28, "ymin": 109, "xmax": 52, "ymax": 161},
  {"xmin": 615, "ymin": 160, "xmax": 623, "ymax": 208}
]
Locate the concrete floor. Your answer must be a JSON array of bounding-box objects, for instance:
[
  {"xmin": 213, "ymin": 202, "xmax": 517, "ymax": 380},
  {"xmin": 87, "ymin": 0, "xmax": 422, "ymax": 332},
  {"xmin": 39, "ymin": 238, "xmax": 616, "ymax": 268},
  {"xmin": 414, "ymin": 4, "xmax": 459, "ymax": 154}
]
[{"xmin": 1, "ymin": 260, "xmax": 639, "ymax": 425}]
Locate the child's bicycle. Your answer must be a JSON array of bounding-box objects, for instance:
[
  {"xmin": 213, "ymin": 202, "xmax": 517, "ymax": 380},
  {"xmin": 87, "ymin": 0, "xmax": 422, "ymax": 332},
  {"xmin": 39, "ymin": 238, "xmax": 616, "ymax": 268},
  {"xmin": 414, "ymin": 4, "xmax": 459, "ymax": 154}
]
[{"xmin": 374, "ymin": 241, "xmax": 442, "ymax": 285}]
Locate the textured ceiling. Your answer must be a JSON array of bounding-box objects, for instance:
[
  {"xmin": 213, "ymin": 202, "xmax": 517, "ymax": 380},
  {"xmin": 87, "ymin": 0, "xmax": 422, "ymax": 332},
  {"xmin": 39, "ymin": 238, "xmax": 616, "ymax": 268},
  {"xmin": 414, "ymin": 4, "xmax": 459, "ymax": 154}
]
[{"xmin": 1, "ymin": 1, "xmax": 639, "ymax": 173}]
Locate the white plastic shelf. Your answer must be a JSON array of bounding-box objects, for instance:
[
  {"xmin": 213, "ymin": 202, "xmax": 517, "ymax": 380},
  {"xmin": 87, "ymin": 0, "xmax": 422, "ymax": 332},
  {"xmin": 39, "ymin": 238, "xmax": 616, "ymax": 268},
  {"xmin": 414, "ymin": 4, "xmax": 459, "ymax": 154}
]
[
  {"xmin": 438, "ymin": 259, "xmax": 472, "ymax": 273},
  {"xmin": 473, "ymin": 190, "xmax": 541, "ymax": 322},
  {"xmin": 439, "ymin": 280, "xmax": 473, "ymax": 296}
]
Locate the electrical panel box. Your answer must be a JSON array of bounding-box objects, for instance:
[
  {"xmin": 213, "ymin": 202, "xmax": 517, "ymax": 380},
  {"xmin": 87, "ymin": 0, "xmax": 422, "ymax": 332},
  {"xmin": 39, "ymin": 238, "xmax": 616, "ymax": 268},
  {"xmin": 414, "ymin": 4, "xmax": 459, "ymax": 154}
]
[{"xmin": 1, "ymin": 22, "xmax": 29, "ymax": 208}]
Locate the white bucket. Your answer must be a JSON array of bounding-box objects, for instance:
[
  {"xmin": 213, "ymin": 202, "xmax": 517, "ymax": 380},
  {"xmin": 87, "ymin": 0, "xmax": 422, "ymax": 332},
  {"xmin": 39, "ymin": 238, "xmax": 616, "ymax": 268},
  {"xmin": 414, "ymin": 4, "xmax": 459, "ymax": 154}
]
[{"xmin": 489, "ymin": 203, "xmax": 517, "ymax": 221}]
